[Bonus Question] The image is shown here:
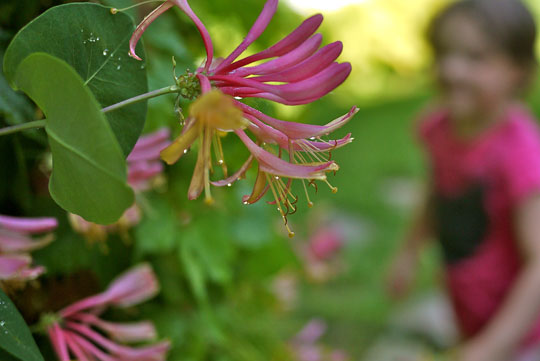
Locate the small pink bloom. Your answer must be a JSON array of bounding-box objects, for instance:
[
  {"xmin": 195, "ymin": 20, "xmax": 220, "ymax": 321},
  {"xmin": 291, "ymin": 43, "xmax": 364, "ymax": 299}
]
[
  {"xmin": 309, "ymin": 227, "xmax": 343, "ymax": 261},
  {"xmin": 0, "ymin": 215, "xmax": 57, "ymax": 281},
  {"xmin": 47, "ymin": 264, "xmax": 169, "ymax": 361}
]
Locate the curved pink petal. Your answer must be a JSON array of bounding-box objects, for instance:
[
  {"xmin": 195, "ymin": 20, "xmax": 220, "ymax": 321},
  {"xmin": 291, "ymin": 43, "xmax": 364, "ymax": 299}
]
[
  {"xmin": 213, "ymin": 0, "xmax": 278, "ymax": 73},
  {"xmin": 230, "ymin": 34, "xmax": 322, "ymax": 77},
  {"xmin": 211, "ymin": 155, "xmax": 254, "ymax": 187},
  {"xmin": 220, "ymin": 14, "xmax": 323, "ymax": 73},
  {"xmin": 0, "ymin": 254, "xmax": 31, "ymax": 279},
  {"xmin": 129, "ymin": 2, "xmax": 174, "ymax": 60},
  {"xmin": 64, "ymin": 331, "xmax": 116, "ymax": 361},
  {"xmin": 62, "ymin": 331, "xmax": 92, "ymax": 361},
  {"xmin": 0, "ymin": 215, "xmax": 57, "ymax": 233},
  {"xmin": 211, "ymin": 62, "xmax": 351, "ymax": 103},
  {"xmin": 128, "ymin": 161, "xmax": 164, "ymax": 188},
  {"xmin": 171, "ymin": 0, "xmax": 214, "ymax": 72},
  {"xmin": 128, "ymin": 129, "xmax": 171, "ymax": 162},
  {"xmin": 49, "ymin": 323, "xmax": 70, "ymax": 361},
  {"xmin": 131, "ymin": 128, "xmax": 170, "ymax": 150},
  {"xmin": 103, "ymin": 263, "xmax": 159, "ymax": 307},
  {"xmin": 0, "ymin": 230, "xmax": 52, "ymax": 253},
  {"xmin": 235, "ymin": 130, "xmax": 336, "ymax": 180},
  {"xmin": 254, "ymin": 41, "xmax": 343, "ymax": 83},
  {"xmin": 196, "ymin": 73, "xmax": 212, "ymax": 93},
  {"xmin": 66, "ymin": 322, "xmax": 169, "ymax": 360},
  {"xmin": 237, "ymin": 101, "xmax": 358, "ymax": 139},
  {"xmin": 70, "ymin": 313, "xmax": 157, "ymax": 343}
]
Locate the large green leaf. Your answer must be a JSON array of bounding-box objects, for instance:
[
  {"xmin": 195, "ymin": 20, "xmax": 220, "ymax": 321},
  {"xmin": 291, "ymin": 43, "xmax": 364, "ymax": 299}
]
[
  {"xmin": 3, "ymin": 2, "xmax": 147, "ymax": 155},
  {"xmin": 0, "ymin": 288, "xmax": 44, "ymax": 361},
  {"xmin": 14, "ymin": 53, "xmax": 134, "ymax": 224}
]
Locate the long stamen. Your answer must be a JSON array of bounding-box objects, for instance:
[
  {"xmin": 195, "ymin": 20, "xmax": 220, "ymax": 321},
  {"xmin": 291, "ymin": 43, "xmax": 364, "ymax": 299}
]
[
  {"xmin": 266, "ymin": 174, "xmax": 295, "ymax": 238},
  {"xmin": 301, "ymin": 179, "xmax": 314, "ymax": 208},
  {"xmin": 203, "ymin": 125, "xmax": 214, "ymax": 205},
  {"xmin": 214, "ymin": 133, "xmax": 228, "ymax": 177},
  {"xmin": 323, "ymin": 178, "xmax": 338, "ymax": 194}
]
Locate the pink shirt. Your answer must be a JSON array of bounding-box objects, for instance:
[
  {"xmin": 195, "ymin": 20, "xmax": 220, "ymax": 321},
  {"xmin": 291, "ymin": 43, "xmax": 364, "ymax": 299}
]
[{"xmin": 419, "ymin": 105, "xmax": 540, "ymax": 346}]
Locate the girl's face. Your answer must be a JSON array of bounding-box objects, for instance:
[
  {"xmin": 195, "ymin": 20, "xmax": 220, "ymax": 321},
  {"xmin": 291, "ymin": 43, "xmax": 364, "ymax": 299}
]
[{"xmin": 434, "ymin": 14, "xmax": 524, "ymax": 121}]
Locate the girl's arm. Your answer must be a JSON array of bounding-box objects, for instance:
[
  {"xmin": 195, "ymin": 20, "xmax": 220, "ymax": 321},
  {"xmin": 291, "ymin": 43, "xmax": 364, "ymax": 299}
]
[
  {"xmin": 459, "ymin": 194, "xmax": 540, "ymax": 361},
  {"xmin": 386, "ymin": 187, "xmax": 434, "ymax": 299}
]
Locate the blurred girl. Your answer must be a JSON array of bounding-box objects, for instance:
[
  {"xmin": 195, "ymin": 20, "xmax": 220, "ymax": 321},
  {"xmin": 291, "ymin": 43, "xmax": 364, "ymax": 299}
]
[{"xmin": 386, "ymin": 1, "xmax": 540, "ymax": 360}]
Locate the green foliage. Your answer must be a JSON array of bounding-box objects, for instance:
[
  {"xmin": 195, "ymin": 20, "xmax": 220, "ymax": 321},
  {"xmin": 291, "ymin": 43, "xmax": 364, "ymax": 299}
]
[
  {"xmin": 13, "ymin": 53, "xmax": 134, "ymax": 224},
  {"xmin": 0, "ymin": 289, "xmax": 44, "ymax": 361},
  {"xmin": 3, "ymin": 2, "xmax": 147, "ymax": 155}
]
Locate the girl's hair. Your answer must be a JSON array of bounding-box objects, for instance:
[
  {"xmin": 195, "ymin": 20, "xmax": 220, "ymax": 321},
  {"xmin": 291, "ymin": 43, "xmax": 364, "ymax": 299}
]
[{"xmin": 428, "ymin": 0, "xmax": 538, "ymax": 68}]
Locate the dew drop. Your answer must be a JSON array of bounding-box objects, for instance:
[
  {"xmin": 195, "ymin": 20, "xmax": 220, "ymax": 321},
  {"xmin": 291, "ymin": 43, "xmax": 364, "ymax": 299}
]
[
  {"xmin": 243, "ymin": 201, "xmax": 248, "ymax": 205},
  {"xmin": 234, "ymin": 96, "xmax": 242, "ymax": 100},
  {"xmin": 0, "ymin": 321, "xmax": 5, "ymax": 327},
  {"xmin": 102, "ymin": 49, "xmax": 109, "ymax": 56},
  {"xmin": 227, "ymin": 183, "xmax": 232, "ymax": 187},
  {"xmin": 80, "ymin": 29, "xmax": 84, "ymax": 33},
  {"xmin": 116, "ymin": 65, "xmax": 121, "ymax": 70},
  {"xmin": 183, "ymin": 149, "xmax": 189, "ymax": 154},
  {"xmin": 118, "ymin": 57, "xmax": 122, "ymax": 61},
  {"xmin": 309, "ymin": 137, "xmax": 316, "ymax": 140},
  {"xmin": 140, "ymin": 64, "xmax": 146, "ymax": 70},
  {"xmin": 96, "ymin": 37, "xmax": 100, "ymax": 41},
  {"xmin": 274, "ymin": 176, "xmax": 279, "ymax": 180},
  {"xmin": 218, "ymin": 159, "xmax": 224, "ymax": 165}
]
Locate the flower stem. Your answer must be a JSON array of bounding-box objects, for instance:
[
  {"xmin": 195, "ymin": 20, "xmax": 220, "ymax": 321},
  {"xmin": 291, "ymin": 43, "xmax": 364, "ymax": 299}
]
[
  {"xmin": 0, "ymin": 85, "xmax": 181, "ymax": 137},
  {"xmin": 102, "ymin": 85, "xmax": 180, "ymax": 113},
  {"xmin": 0, "ymin": 119, "xmax": 46, "ymax": 136}
]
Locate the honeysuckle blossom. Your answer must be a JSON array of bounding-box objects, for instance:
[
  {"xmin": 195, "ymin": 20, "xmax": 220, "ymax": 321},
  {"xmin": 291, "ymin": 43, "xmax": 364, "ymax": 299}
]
[
  {"xmin": 69, "ymin": 129, "xmax": 171, "ymax": 242},
  {"xmin": 45, "ymin": 263, "xmax": 169, "ymax": 361},
  {"xmin": 0, "ymin": 215, "xmax": 57, "ymax": 282},
  {"xmin": 128, "ymin": 0, "xmax": 357, "ymax": 236},
  {"xmin": 293, "ymin": 224, "xmax": 345, "ymax": 283}
]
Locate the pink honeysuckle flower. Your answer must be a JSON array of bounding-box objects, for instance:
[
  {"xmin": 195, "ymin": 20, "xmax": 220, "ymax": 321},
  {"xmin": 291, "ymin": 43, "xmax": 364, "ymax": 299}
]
[
  {"xmin": 46, "ymin": 263, "xmax": 169, "ymax": 361},
  {"xmin": 0, "ymin": 215, "xmax": 57, "ymax": 282},
  {"xmin": 128, "ymin": 0, "xmax": 357, "ymax": 236},
  {"xmin": 309, "ymin": 226, "xmax": 344, "ymax": 261},
  {"xmin": 69, "ymin": 129, "xmax": 170, "ymax": 242}
]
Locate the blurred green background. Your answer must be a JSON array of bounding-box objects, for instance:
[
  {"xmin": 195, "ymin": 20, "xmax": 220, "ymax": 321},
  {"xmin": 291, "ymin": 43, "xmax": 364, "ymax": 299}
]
[{"xmin": 1, "ymin": 0, "xmax": 540, "ymax": 360}]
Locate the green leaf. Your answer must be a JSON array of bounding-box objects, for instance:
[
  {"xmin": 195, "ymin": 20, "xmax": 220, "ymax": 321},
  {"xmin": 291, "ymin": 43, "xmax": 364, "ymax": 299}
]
[
  {"xmin": 3, "ymin": 2, "xmax": 148, "ymax": 155},
  {"xmin": 0, "ymin": 288, "xmax": 44, "ymax": 361},
  {"xmin": 14, "ymin": 53, "xmax": 134, "ymax": 224}
]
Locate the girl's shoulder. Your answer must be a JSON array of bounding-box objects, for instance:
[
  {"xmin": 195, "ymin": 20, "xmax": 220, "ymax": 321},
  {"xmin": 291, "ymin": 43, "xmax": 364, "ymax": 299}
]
[
  {"xmin": 500, "ymin": 104, "xmax": 540, "ymax": 147},
  {"xmin": 414, "ymin": 103, "xmax": 448, "ymax": 143}
]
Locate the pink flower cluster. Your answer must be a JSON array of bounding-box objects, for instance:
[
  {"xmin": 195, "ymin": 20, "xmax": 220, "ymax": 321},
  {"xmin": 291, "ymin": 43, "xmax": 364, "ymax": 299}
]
[
  {"xmin": 0, "ymin": 215, "xmax": 57, "ymax": 282},
  {"xmin": 47, "ymin": 264, "xmax": 170, "ymax": 361},
  {"xmin": 128, "ymin": 0, "xmax": 357, "ymax": 236},
  {"xmin": 69, "ymin": 129, "xmax": 171, "ymax": 241}
]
